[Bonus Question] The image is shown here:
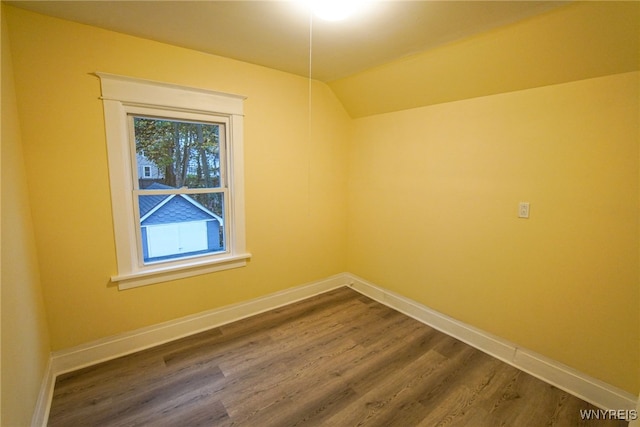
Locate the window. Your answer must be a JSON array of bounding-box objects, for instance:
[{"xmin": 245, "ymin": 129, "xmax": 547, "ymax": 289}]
[
  {"xmin": 133, "ymin": 116, "xmax": 226, "ymax": 263},
  {"xmin": 98, "ymin": 73, "xmax": 250, "ymax": 289}
]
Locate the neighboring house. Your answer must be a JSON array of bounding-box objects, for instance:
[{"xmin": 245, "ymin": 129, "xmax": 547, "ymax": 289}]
[
  {"xmin": 137, "ymin": 154, "xmax": 164, "ymax": 189},
  {"xmin": 139, "ymin": 183, "xmax": 224, "ymax": 262},
  {"xmin": 137, "ymin": 153, "xmax": 163, "ymax": 179}
]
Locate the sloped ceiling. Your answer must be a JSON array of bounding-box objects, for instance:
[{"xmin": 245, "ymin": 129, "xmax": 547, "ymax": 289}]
[
  {"xmin": 330, "ymin": 1, "xmax": 640, "ymax": 117},
  {"xmin": 5, "ymin": 1, "xmax": 640, "ymax": 117}
]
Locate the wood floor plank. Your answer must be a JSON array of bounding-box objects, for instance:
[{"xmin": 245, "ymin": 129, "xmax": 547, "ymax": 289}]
[
  {"xmin": 47, "ymin": 287, "xmax": 628, "ymax": 427},
  {"xmin": 219, "ymin": 299, "xmax": 371, "ymax": 377},
  {"xmin": 90, "ymin": 361, "xmax": 226, "ymax": 426},
  {"xmin": 322, "ymin": 349, "xmax": 447, "ymax": 426},
  {"xmin": 220, "ymin": 338, "xmax": 361, "ymax": 422}
]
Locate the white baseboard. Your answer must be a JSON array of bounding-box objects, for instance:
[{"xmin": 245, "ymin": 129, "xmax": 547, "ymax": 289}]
[
  {"xmin": 34, "ymin": 273, "xmax": 350, "ymax": 426},
  {"xmin": 51, "ymin": 273, "xmax": 350, "ymax": 376},
  {"xmin": 31, "ymin": 358, "xmax": 55, "ymax": 427},
  {"xmin": 35, "ymin": 272, "xmax": 637, "ymax": 425},
  {"xmin": 346, "ymin": 272, "xmax": 638, "ymax": 412}
]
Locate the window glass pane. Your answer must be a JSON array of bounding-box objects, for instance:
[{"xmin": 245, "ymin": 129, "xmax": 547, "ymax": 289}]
[
  {"xmin": 133, "ymin": 116, "xmax": 222, "ymax": 189},
  {"xmin": 139, "ymin": 192, "xmax": 225, "ymax": 263}
]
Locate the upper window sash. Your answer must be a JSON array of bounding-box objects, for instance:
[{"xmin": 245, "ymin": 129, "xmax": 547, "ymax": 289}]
[{"xmin": 126, "ymin": 109, "xmax": 229, "ymax": 192}]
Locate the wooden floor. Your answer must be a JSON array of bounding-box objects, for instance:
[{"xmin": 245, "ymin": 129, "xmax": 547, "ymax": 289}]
[{"xmin": 48, "ymin": 287, "xmax": 627, "ymax": 426}]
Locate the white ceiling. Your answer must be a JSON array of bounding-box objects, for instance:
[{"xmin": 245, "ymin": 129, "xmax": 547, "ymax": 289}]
[{"xmin": 6, "ymin": 0, "xmax": 569, "ymax": 82}]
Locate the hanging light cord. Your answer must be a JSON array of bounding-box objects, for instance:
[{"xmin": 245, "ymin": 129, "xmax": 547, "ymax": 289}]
[{"xmin": 307, "ymin": 10, "xmax": 313, "ymax": 215}]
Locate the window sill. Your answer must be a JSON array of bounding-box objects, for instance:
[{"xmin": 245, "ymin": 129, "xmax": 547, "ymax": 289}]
[{"xmin": 112, "ymin": 253, "xmax": 251, "ymax": 290}]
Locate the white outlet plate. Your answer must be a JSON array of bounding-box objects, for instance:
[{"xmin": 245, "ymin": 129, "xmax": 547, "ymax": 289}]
[{"xmin": 518, "ymin": 202, "xmax": 530, "ymax": 218}]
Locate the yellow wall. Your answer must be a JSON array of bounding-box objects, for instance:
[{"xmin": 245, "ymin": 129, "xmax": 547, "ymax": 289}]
[
  {"xmin": 4, "ymin": 6, "xmax": 350, "ymax": 351},
  {"xmin": 347, "ymin": 71, "xmax": 640, "ymax": 394},
  {"xmin": 1, "ymin": 5, "xmax": 51, "ymax": 425}
]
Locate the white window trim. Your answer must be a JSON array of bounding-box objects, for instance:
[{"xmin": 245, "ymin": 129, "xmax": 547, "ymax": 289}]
[{"xmin": 97, "ymin": 73, "xmax": 250, "ymax": 290}]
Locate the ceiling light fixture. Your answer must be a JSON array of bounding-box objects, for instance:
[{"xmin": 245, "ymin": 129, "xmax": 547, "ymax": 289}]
[{"xmin": 307, "ymin": 0, "xmax": 368, "ymax": 21}]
